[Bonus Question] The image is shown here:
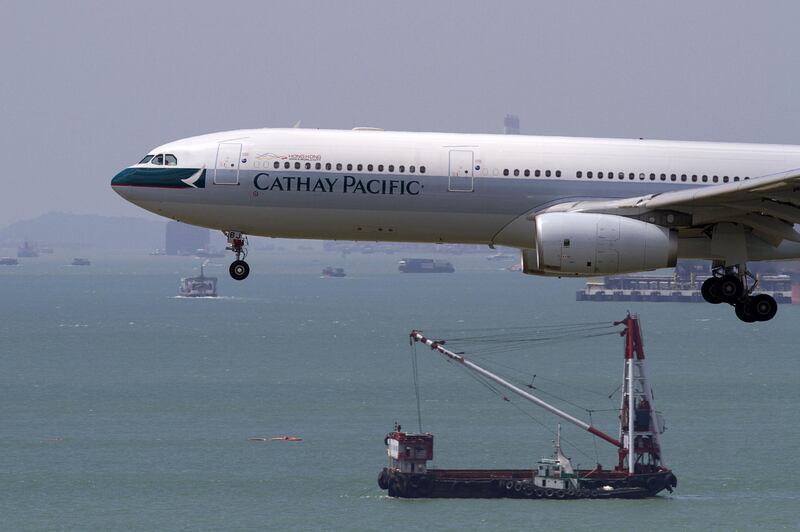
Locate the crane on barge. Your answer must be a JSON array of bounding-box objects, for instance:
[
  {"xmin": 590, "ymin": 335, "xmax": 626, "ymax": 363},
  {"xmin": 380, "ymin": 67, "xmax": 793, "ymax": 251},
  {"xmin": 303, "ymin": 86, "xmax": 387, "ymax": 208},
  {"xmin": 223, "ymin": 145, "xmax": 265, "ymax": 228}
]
[{"xmin": 378, "ymin": 314, "xmax": 677, "ymax": 499}]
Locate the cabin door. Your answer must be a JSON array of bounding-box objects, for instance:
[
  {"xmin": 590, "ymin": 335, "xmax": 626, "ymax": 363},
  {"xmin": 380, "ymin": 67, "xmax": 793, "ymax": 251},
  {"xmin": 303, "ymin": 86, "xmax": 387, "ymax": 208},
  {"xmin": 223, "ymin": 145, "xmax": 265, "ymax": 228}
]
[
  {"xmin": 448, "ymin": 150, "xmax": 474, "ymax": 192},
  {"xmin": 214, "ymin": 142, "xmax": 242, "ymax": 185}
]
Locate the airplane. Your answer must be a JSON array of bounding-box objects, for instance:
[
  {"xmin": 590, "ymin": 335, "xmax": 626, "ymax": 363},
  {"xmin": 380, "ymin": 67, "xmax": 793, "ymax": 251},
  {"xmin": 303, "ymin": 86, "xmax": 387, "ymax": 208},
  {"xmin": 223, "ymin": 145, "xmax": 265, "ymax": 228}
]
[{"xmin": 111, "ymin": 127, "xmax": 800, "ymax": 323}]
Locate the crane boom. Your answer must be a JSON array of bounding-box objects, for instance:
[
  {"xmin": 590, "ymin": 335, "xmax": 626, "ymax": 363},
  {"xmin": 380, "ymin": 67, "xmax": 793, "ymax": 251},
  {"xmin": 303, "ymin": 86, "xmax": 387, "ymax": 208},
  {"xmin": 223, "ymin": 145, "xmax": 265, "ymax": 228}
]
[{"xmin": 410, "ymin": 330, "xmax": 622, "ymax": 448}]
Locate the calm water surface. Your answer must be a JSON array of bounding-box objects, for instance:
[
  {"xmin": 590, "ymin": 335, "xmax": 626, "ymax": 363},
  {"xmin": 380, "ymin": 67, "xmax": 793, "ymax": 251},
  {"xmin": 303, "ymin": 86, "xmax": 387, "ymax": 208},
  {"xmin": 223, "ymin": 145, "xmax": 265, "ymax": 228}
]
[{"xmin": 1, "ymin": 251, "xmax": 798, "ymax": 531}]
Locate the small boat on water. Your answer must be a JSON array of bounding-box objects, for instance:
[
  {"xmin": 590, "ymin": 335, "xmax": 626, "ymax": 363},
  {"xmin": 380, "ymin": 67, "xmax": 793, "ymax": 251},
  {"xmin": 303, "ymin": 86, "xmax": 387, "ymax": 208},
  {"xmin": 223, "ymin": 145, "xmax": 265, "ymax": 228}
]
[
  {"xmin": 71, "ymin": 258, "xmax": 90, "ymax": 266},
  {"xmin": 17, "ymin": 241, "xmax": 38, "ymax": 258},
  {"xmin": 398, "ymin": 258, "xmax": 454, "ymax": 273},
  {"xmin": 178, "ymin": 264, "xmax": 218, "ymax": 297},
  {"xmin": 322, "ymin": 266, "xmax": 346, "ymax": 277},
  {"xmin": 0, "ymin": 257, "xmax": 19, "ymax": 265}
]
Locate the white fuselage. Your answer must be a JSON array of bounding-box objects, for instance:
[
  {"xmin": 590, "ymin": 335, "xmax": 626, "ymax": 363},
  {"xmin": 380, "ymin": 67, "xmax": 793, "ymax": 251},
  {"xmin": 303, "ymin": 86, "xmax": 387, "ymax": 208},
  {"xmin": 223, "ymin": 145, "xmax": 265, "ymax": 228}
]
[{"xmin": 111, "ymin": 128, "xmax": 800, "ymax": 262}]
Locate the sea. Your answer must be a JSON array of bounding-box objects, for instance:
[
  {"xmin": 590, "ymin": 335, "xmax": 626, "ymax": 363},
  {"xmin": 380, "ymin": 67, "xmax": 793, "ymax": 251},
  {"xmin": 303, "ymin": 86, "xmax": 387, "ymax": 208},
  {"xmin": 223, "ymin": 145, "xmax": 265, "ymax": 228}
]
[{"xmin": 1, "ymin": 248, "xmax": 798, "ymax": 531}]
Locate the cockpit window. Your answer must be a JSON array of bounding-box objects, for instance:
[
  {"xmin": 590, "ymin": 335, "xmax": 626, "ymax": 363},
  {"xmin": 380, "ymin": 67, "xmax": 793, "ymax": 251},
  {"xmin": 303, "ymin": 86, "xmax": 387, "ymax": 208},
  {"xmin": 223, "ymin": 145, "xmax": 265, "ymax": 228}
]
[
  {"xmin": 139, "ymin": 155, "xmax": 154, "ymax": 164},
  {"xmin": 165, "ymin": 154, "xmax": 177, "ymax": 166},
  {"xmin": 152, "ymin": 154, "xmax": 164, "ymax": 165}
]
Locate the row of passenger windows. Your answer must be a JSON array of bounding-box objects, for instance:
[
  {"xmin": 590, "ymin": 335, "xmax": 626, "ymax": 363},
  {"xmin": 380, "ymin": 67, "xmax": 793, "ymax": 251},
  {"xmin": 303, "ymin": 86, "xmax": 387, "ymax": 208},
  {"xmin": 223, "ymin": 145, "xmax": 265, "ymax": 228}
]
[
  {"xmin": 575, "ymin": 171, "xmax": 749, "ymax": 183},
  {"xmin": 503, "ymin": 168, "xmax": 562, "ymax": 177},
  {"xmin": 501, "ymin": 168, "xmax": 749, "ymax": 183},
  {"xmin": 272, "ymin": 161, "xmax": 426, "ymax": 174},
  {"xmin": 139, "ymin": 154, "xmax": 178, "ymax": 166}
]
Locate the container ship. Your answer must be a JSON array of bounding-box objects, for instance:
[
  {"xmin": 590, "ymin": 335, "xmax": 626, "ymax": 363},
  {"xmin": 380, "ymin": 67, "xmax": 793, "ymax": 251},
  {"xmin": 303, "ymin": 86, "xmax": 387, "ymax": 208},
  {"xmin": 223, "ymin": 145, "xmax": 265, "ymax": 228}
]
[{"xmin": 378, "ymin": 315, "xmax": 677, "ymax": 500}]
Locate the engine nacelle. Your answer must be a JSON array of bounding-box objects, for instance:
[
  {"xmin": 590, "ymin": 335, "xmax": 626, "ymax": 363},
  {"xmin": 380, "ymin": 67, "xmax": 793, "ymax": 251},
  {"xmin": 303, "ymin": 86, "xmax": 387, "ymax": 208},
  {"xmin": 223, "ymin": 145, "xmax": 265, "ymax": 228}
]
[{"xmin": 522, "ymin": 212, "xmax": 677, "ymax": 276}]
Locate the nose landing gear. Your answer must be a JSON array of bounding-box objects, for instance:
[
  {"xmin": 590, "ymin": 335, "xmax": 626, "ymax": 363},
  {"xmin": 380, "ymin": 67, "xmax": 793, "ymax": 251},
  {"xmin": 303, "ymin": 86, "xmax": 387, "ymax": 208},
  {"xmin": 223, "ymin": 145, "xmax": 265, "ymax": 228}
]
[
  {"xmin": 224, "ymin": 231, "xmax": 250, "ymax": 281},
  {"xmin": 701, "ymin": 265, "xmax": 778, "ymax": 322}
]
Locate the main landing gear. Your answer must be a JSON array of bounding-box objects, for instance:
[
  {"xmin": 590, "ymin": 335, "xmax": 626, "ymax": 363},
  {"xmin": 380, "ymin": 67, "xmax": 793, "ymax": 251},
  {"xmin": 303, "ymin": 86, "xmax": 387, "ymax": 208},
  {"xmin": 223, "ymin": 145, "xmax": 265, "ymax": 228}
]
[
  {"xmin": 224, "ymin": 231, "xmax": 250, "ymax": 281},
  {"xmin": 700, "ymin": 265, "xmax": 778, "ymax": 322}
]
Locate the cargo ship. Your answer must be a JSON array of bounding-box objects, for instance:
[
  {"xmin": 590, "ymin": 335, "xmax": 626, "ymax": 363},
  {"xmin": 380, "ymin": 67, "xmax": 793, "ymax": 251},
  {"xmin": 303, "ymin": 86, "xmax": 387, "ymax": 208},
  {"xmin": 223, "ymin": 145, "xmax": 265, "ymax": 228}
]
[
  {"xmin": 398, "ymin": 258, "xmax": 454, "ymax": 273},
  {"xmin": 378, "ymin": 315, "xmax": 677, "ymax": 499},
  {"xmin": 577, "ymin": 273, "xmax": 794, "ymax": 303}
]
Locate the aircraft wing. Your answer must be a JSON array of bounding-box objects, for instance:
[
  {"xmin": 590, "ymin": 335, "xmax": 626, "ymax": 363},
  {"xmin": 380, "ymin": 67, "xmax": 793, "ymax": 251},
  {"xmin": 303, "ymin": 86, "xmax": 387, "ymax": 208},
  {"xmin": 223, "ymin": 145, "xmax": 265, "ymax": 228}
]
[{"xmin": 537, "ymin": 168, "xmax": 800, "ymax": 245}]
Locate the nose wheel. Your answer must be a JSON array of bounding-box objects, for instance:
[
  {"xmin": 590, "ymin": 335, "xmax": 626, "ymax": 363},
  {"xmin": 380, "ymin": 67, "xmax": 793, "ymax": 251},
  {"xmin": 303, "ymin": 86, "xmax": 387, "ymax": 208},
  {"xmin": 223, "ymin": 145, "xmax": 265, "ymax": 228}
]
[
  {"xmin": 224, "ymin": 231, "xmax": 250, "ymax": 281},
  {"xmin": 701, "ymin": 265, "xmax": 778, "ymax": 322}
]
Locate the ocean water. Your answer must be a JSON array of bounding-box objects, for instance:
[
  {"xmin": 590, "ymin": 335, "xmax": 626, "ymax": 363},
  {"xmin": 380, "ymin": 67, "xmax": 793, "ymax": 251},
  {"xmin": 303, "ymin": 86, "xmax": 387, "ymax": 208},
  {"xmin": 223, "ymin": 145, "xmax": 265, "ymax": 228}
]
[{"xmin": 1, "ymin": 250, "xmax": 799, "ymax": 531}]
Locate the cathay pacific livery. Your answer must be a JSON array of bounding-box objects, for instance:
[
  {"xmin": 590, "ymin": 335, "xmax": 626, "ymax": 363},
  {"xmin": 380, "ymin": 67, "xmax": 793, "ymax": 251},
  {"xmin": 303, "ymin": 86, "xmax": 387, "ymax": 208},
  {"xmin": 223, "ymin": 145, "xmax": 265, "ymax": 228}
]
[{"xmin": 112, "ymin": 127, "xmax": 800, "ymax": 322}]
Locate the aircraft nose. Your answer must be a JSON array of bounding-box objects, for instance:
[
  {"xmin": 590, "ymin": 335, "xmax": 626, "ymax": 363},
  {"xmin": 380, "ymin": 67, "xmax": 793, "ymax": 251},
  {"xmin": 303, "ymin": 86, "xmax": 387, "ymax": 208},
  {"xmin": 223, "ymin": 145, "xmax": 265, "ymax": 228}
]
[{"xmin": 111, "ymin": 168, "xmax": 135, "ymax": 198}]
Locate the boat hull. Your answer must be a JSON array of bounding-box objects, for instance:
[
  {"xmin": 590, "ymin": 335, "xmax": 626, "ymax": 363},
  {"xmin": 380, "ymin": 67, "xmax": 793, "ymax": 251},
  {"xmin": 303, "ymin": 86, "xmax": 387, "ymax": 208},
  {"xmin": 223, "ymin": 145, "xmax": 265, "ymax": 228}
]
[{"xmin": 378, "ymin": 467, "xmax": 676, "ymax": 499}]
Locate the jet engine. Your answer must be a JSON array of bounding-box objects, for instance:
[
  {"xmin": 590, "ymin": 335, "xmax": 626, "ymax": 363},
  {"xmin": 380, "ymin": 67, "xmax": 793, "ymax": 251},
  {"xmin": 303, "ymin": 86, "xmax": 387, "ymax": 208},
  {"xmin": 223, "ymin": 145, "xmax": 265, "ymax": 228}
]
[{"xmin": 522, "ymin": 212, "xmax": 677, "ymax": 276}]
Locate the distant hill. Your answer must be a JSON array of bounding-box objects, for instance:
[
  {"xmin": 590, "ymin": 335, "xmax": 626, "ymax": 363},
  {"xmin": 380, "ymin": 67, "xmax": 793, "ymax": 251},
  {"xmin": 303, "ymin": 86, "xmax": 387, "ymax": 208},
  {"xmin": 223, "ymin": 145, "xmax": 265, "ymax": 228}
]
[{"xmin": 0, "ymin": 212, "xmax": 166, "ymax": 250}]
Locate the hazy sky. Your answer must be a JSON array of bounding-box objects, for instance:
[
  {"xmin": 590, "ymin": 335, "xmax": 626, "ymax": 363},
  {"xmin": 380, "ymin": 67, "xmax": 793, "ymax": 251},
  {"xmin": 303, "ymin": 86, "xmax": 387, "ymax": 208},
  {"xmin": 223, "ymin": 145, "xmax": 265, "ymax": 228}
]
[{"xmin": 3, "ymin": 1, "xmax": 800, "ymax": 227}]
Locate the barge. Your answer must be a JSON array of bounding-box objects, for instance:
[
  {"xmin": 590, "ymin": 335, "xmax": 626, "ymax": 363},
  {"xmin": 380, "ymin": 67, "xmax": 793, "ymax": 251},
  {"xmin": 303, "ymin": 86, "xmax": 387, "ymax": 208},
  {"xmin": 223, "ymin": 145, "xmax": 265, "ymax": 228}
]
[
  {"xmin": 378, "ymin": 315, "xmax": 677, "ymax": 499},
  {"xmin": 178, "ymin": 264, "xmax": 218, "ymax": 297}
]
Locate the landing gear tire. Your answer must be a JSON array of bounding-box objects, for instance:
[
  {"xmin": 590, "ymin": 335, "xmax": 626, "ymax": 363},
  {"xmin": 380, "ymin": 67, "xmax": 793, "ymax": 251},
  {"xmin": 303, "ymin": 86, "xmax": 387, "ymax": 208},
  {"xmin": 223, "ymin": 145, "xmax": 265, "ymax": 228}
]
[
  {"xmin": 701, "ymin": 277, "xmax": 723, "ymax": 304},
  {"xmin": 734, "ymin": 298, "xmax": 757, "ymax": 323},
  {"xmin": 229, "ymin": 260, "xmax": 250, "ymax": 281},
  {"xmin": 750, "ymin": 294, "xmax": 778, "ymax": 322},
  {"xmin": 718, "ymin": 274, "xmax": 744, "ymax": 303}
]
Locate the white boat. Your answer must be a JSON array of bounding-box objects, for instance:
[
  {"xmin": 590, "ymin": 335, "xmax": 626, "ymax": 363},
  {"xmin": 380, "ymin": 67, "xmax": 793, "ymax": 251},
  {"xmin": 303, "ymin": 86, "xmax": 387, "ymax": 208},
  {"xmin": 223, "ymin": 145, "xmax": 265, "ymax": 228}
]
[{"xmin": 178, "ymin": 264, "xmax": 218, "ymax": 297}]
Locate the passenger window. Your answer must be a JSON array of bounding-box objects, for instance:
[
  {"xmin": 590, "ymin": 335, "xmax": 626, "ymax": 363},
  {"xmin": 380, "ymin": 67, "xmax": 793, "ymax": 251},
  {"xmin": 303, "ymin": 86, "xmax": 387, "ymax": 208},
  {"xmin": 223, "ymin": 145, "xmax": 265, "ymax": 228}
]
[
  {"xmin": 556, "ymin": 170, "xmax": 562, "ymax": 177},
  {"xmin": 410, "ymin": 165, "xmax": 415, "ymax": 173},
  {"xmin": 713, "ymin": 176, "xmax": 719, "ymax": 182},
  {"xmin": 670, "ymin": 174, "xmax": 676, "ymax": 181},
  {"xmin": 733, "ymin": 176, "xmax": 739, "ymax": 181},
  {"xmin": 336, "ymin": 163, "xmax": 342, "ymax": 171},
  {"xmin": 357, "ymin": 164, "xmax": 363, "ymax": 171},
  {"xmin": 325, "ymin": 163, "xmax": 332, "ymax": 170},
  {"xmin": 680, "ymin": 174, "xmax": 687, "ymax": 182},
  {"xmin": 577, "ymin": 171, "xmax": 582, "ymax": 178},
  {"xmin": 305, "ymin": 162, "xmax": 311, "ymax": 170},
  {"xmin": 274, "ymin": 162, "xmax": 280, "ymax": 169},
  {"xmin": 368, "ymin": 164, "xmax": 374, "ymax": 171},
  {"xmin": 702, "ymin": 175, "xmax": 708, "ymax": 182},
  {"xmin": 420, "ymin": 166, "xmax": 426, "ymax": 173},
  {"xmin": 660, "ymin": 173, "xmax": 666, "ymax": 181},
  {"xmin": 503, "ymin": 169, "xmax": 509, "ymax": 176},
  {"xmin": 513, "ymin": 169, "xmax": 519, "ymax": 176},
  {"xmin": 639, "ymin": 173, "xmax": 645, "ymax": 180},
  {"xmin": 524, "ymin": 169, "xmax": 530, "ymax": 177},
  {"xmin": 152, "ymin": 154, "xmax": 164, "ymax": 165},
  {"xmin": 388, "ymin": 165, "xmax": 395, "ymax": 172},
  {"xmin": 315, "ymin": 162, "xmax": 322, "ymax": 170},
  {"xmin": 138, "ymin": 155, "xmax": 154, "ymax": 164},
  {"xmin": 295, "ymin": 162, "xmax": 301, "ymax": 169},
  {"xmin": 379, "ymin": 164, "xmax": 384, "ymax": 172},
  {"xmin": 399, "ymin": 165, "xmax": 405, "ymax": 173},
  {"xmin": 629, "ymin": 173, "xmax": 634, "ymax": 180},
  {"xmin": 284, "ymin": 162, "xmax": 290, "ymax": 169},
  {"xmin": 618, "ymin": 172, "xmax": 624, "ymax": 180},
  {"xmin": 545, "ymin": 170, "xmax": 552, "ymax": 177},
  {"xmin": 587, "ymin": 171, "xmax": 593, "ymax": 178},
  {"xmin": 164, "ymin": 154, "xmax": 177, "ymax": 166},
  {"xmin": 347, "ymin": 164, "xmax": 353, "ymax": 171},
  {"xmin": 535, "ymin": 170, "xmax": 541, "ymax": 177},
  {"xmin": 723, "ymin": 176, "xmax": 729, "ymax": 183},
  {"xmin": 650, "ymin": 173, "xmax": 655, "ymax": 180},
  {"xmin": 598, "ymin": 172, "xmax": 603, "ymax": 179}
]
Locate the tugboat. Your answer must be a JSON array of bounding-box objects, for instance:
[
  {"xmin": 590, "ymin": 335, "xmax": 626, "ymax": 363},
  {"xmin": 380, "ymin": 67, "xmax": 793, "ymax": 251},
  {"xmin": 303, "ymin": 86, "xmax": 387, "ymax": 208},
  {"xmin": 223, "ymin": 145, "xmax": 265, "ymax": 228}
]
[
  {"xmin": 178, "ymin": 264, "xmax": 218, "ymax": 297},
  {"xmin": 321, "ymin": 266, "xmax": 346, "ymax": 278},
  {"xmin": 71, "ymin": 258, "xmax": 91, "ymax": 266},
  {"xmin": 398, "ymin": 258, "xmax": 455, "ymax": 273},
  {"xmin": 378, "ymin": 314, "xmax": 677, "ymax": 499}
]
